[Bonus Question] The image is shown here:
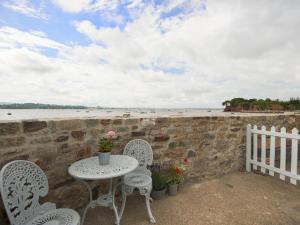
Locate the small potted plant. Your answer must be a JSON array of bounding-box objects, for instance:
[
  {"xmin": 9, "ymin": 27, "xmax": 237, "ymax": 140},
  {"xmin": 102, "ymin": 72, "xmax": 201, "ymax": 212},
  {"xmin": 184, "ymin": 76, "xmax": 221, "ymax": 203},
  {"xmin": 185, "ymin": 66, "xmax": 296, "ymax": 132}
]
[
  {"xmin": 151, "ymin": 172, "xmax": 167, "ymax": 200},
  {"xmin": 98, "ymin": 131, "xmax": 117, "ymax": 165},
  {"xmin": 167, "ymin": 165, "xmax": 185, "ymax": 196}
]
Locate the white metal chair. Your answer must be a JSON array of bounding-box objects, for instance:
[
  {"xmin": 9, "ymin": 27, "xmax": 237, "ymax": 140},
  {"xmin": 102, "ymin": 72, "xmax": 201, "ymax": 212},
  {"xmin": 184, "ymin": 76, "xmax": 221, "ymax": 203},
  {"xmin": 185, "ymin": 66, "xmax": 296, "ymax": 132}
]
[
  {"xmin": 117, "ymin": 139, "xmax": 156, "ymax": 223},
  {"xmin": 0, "ymin": 160, "xmax": 80, "ymax": 225}
]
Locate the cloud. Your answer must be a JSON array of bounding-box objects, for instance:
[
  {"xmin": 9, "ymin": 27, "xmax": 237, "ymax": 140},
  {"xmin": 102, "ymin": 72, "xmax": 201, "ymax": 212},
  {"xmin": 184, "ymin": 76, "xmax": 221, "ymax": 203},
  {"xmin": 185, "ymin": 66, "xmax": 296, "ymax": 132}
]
[
  {"xmin": 51, "ymin": 0, "xmax": 118, "ymax": 13},
  {"xmin": 1, "ymin": 48, "xmax": 58, "ymax": 74},
  {"xmin": 0, "ymin": 26, "xmax": 67, "ymax": 49},
  {"xmin": 2, "ymin": 0, "xmax": 48, "ymax": 20},
  {"xmin": 0, "ymin": 0, "xmax": 300, "ymax": 108},
  {"xmin": 126, "ymin": 0, "xmax": 144, "ymax": 9},
  {"xmin": 51, "ymin": 0, "xmax": 92, "ymax": 13}
]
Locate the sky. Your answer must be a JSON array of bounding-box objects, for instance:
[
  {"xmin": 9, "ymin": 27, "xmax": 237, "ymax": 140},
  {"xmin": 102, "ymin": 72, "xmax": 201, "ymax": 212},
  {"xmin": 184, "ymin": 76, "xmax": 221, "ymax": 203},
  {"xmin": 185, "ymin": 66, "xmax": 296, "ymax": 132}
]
[{"xmin": 0, "ymin": 0, "xmax": 299, "ymax": 108}]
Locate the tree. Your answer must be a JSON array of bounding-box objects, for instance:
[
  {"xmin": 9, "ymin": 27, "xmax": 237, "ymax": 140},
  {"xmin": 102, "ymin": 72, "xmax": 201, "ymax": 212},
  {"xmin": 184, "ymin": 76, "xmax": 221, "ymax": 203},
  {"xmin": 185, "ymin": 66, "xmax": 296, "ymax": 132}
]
[{"xmin": 221, "ymin": 98, "xmax": 300, "ymax": 111}]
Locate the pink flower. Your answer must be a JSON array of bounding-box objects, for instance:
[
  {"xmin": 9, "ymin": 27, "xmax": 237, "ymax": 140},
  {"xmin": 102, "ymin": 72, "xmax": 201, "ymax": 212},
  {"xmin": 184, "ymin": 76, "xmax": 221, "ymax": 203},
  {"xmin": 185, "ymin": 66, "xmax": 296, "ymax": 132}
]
[{"xmin": 105, "ymin": 131, "xmax": 117, "ymax": 139}]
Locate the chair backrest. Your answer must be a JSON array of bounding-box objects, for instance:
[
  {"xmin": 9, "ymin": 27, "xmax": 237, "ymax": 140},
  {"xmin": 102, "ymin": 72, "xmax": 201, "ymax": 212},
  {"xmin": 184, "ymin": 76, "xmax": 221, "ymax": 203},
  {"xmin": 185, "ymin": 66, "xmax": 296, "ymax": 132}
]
[
  {"xmin": 123, "ymin": 139, "xmax": 153, "ymax": 174},
  {"xmin": 0, "ymin": 160, "xmax": 49, "ymax": 225}
]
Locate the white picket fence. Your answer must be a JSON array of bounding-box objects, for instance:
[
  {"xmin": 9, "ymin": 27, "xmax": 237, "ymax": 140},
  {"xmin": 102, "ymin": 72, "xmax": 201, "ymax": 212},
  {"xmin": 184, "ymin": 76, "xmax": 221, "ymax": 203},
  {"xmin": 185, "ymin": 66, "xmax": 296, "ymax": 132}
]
[{"xmin": 246, "ymin": 124, "xmax": 300, "ymax": 185}]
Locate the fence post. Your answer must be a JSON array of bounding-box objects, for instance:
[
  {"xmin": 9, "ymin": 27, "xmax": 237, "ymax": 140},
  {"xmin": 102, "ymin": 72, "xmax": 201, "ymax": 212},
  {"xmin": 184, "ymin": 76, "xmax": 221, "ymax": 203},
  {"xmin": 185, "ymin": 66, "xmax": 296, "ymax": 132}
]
[
  {"xmin": 246, "ymin": 124, "xmax": 251, "ymax": 172},
  {"xmin": 269, "ymin": 126, "xmax": 276, "ymax": 176},
  {"xmin": 253, "ymin": 125, "xmax": 258, "ymax": 170},
  {"xmin": 290, "ymin": 128, "xmax": 299, "ymax": 185},
  {"xmin": 279, "ymin": 127, "xmax": 286, "ymax": 180},
  {"xmin": 261, "ymin": 126, "xmax": 266, "ymax": 173}
]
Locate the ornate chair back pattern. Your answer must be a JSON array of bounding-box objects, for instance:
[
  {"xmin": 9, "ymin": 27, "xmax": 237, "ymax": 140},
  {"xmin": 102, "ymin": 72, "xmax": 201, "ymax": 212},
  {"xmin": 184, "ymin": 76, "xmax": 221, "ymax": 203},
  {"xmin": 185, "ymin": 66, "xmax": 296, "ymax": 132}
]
[
  {"xmin": 123, "ymin": 139, "xmax": 153, "ymax": 175},
  {"xmin": 0, "ymin": 160, "xmax": 50, "ymax": 225}
]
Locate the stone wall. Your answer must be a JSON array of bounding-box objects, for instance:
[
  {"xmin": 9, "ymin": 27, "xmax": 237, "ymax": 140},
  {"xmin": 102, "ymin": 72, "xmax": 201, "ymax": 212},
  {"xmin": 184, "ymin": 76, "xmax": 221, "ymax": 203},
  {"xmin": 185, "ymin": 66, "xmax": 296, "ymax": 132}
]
[{"xmin": 0, "ymin": 114, "xmax": 299, "ymax": 223}]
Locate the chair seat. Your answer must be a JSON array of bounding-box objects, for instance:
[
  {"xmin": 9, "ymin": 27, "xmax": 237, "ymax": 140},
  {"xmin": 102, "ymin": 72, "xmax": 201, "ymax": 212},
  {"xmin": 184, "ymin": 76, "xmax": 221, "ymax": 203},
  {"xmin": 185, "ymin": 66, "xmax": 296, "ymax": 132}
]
[
  {"xmin": 124, "ymin": 172, "xmax": 152, "ymax": 187},
  {"xmin": 27, "ymin": 208, "xmax": 80, "ymax": 225}
]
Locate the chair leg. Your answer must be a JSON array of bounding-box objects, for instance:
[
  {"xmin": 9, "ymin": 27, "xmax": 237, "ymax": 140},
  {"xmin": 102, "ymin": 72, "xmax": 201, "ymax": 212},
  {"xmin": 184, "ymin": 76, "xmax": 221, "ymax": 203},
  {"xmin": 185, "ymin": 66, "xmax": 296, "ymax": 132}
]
[
  {"xmin": 149, "ymin": 196, "xmax": 153, "ymax": 203},
  {"xmin": 145, "ymin": 194, "xmax": 156, "ymax": 223}
]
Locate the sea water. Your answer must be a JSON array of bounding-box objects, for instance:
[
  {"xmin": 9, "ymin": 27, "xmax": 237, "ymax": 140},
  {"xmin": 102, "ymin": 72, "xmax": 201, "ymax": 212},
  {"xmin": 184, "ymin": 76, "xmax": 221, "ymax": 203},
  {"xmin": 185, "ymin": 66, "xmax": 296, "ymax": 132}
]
[{"xmin": 0, "ymin": 108, "xmax": 224, "ymax": 121}]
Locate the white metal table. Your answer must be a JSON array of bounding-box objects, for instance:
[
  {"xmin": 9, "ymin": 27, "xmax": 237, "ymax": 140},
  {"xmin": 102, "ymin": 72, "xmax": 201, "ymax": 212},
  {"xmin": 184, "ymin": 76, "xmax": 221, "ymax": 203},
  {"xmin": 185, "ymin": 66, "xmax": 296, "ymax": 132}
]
[{"xmin": 68, "ymin": 155, "xmax": 138, "ymax": 225}]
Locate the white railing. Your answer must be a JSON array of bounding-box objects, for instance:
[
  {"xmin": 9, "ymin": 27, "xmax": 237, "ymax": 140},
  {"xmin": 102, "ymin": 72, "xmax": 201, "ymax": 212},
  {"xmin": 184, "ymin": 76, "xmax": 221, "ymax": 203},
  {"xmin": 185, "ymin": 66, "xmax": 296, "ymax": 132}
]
[{"xmin": 246, "ymin": 124, "xmax": 300, "ymax": 185}]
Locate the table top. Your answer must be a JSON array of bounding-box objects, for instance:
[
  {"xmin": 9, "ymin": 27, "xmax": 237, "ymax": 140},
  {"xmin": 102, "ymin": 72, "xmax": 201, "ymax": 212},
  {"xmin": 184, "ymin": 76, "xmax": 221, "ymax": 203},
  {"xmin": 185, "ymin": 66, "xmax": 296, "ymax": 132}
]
[{"xmin": 68, "ymin": 155, "xmax": 138, "ymax": 180}]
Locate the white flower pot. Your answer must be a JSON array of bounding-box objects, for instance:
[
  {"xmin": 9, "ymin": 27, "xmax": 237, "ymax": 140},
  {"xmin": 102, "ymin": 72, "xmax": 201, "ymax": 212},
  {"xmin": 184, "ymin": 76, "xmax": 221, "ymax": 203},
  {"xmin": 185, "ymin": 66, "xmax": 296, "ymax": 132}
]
[{"xmin": 98, "ymin": 152, "xmax": 111, "ymax": 165}]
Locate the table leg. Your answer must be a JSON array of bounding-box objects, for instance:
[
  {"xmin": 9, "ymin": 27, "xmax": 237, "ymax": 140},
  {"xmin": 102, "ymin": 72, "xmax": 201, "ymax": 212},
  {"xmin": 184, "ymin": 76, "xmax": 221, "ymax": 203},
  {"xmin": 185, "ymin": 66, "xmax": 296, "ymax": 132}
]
[
  {"xmin": 112, "ymin": 179, "xmax": 132, "ymax": 225},
  {"xmin": 77, "ymin": 179, "xmax": 95, "ymax": 225},
  {"xmin": 109, "ymin": 178, "xmax": 112, "ymax": 195},
  {"xmin": 76, "ymin": 178, "xmax": 128, "ymax": 225},
  {"xmin": 112, "ymin": 179, "xmax": 120, "ymax": 225},
  {"xmin": 118, "ymin": 190, "xmax": 127, "ymax": 222}
]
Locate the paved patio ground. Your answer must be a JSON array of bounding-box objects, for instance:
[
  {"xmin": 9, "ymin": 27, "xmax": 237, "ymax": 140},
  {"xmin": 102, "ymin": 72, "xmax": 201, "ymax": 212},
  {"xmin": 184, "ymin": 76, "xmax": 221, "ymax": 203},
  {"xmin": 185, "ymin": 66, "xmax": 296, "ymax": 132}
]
[{"xmin": 83, "ymin": 172, "xmax": 300, "ymax": 225}]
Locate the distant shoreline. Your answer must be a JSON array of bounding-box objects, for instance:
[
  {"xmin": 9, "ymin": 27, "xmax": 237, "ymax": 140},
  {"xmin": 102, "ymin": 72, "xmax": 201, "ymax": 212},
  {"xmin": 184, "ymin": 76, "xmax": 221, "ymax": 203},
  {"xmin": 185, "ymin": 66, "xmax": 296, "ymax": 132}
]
[
  {"xmin": 0, "ymin": 103, "xmax": 222, "ymax": 110},
  {"xmin": 0, "ymin": 103, "xmax": 89, "ymax": 109}
]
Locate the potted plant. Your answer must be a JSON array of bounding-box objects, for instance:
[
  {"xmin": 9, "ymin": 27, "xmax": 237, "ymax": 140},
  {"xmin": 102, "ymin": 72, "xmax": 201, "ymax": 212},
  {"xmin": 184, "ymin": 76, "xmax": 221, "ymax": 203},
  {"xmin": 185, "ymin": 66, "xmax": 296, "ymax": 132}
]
[
  {"xmin": 98, "ymin": 131, "xmax": 117, "ymax": 165},
  {"xmin": 151, "ymin": 172, "xmax": 167, "ymax": 200},
  {"xmin": 167, "ymin": 165, "xmax": 185, "ymax": 196}
]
